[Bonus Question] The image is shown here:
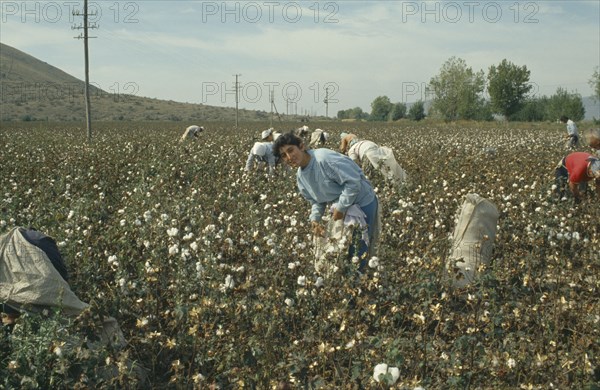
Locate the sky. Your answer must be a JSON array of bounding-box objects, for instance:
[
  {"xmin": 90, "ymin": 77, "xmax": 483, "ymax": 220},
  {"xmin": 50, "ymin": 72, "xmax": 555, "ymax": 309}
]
[{"xmin": 1, "ymin": 0, "xmax": 599, "ymax": 116}]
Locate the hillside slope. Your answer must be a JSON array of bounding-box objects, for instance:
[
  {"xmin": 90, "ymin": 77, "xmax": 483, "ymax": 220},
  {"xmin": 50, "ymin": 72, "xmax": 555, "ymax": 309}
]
[{"xmin": 0, "ymin": 43, "xmax": 281, "ymax": 122}]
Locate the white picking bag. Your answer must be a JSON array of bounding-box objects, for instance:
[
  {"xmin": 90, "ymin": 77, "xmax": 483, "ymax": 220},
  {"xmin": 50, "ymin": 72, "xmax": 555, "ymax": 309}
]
[
  {"xmin": 1, "ymin": 227, "xmax": 128, "ymax": 350},
  {"xmin": 1, "ymin": 227, "xmax": 88, "ymax": 315},
  {"xmin": 363, "ymin": 146, "xmax": 408, "ymax": 186},
  {"xmin": 312, "ymin": 205, "xmax": 368, "ymax": 277},
  {"xmin": 446, "ymin": 193, "xmax": 499, "ymax": 288}
]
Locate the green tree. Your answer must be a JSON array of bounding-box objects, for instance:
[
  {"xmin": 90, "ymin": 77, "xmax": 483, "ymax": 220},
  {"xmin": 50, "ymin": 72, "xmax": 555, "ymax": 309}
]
[
  {"xmin": 590, "ymin": 66, "xmax": 600, "ymax": 102},
  {"xmin": 390, "ymin": 102, "xmax": 407, "ymax": 121},
  {"xmin": 350, "ymin": 107, "xmax": 369, "ymax": 120},
  {"xmin": 487, "ymin": 59, "xmax": 532, "ymax": 121},
  {"xmin": 337, "ymin": 107, "xmax": 368, "ymax": 120},
  {"xmin": 407, "ymin": 100, "xmax": 426, "ymax": 121},
  {"xmin": 429, "ymin": 57, "xmax": 486, "ymax": 121},
  {"xmin": 370, "ymin": 96, "xmax": 393, "ymax": 121},
  {"xmin": 512, "ymin": 96, "xmax": 549, "ymax": 122},
  {"xmin": 337, "ymin": 109, "xmax": 349, "ymax": 120},
  {"xmin": 547, "ymin": 88, "xmax": 585, "ymax": 122}
]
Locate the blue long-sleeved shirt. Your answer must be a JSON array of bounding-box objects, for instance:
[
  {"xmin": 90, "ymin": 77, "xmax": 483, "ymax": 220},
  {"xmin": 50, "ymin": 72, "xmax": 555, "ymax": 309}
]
[{"xmin": 297, "ymin": 148, "xmax": 376, "ymax": 222}]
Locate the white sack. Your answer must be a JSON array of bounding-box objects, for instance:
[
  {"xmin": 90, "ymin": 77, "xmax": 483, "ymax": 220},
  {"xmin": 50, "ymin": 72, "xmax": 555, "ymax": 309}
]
[
  {"xmin": 1, "ymin": 227, "xmax": 88, "ymax": 316},
  {"xmin": 364, "ymin": 146, "xmax": 408, "ymax": 186},
  {"xmin": 446, "ymin": 194, "xmax": 499, "ymax": 288}
]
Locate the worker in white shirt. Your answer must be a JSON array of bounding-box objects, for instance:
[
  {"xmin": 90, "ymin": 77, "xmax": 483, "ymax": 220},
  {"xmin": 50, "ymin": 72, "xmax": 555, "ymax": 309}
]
[
  {"xmin": 346, "ymin": 139, "xmax": 408, "ymax": 186},
  {"xmin": 180, "ymin": 125, "xmax": 204, "ymax": 142}
]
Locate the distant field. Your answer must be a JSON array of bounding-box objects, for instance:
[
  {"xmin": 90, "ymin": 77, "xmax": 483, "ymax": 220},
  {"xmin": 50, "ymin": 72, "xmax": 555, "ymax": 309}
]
[{"xmin": 1, "ymin": 121, "xmax": 598, "ymax": 388}]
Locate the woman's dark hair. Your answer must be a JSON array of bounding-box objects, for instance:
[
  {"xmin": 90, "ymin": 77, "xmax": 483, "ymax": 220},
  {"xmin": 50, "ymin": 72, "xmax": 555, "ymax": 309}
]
[{"xmin": 273, "ymin": 131, "xmax": 304, "ymax": 159}]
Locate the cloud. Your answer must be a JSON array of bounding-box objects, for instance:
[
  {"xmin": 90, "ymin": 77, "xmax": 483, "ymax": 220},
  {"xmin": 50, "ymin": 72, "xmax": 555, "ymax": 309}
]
[{"xmin": 1, "ymin": 0, "xmax": 597, "ymax": 113}]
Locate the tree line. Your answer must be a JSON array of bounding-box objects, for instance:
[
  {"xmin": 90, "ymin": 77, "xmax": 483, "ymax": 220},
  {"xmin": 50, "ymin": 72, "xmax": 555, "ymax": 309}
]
[{"xmin": 338, "ymin": 58, "xmax": 600, "ymax": 122}]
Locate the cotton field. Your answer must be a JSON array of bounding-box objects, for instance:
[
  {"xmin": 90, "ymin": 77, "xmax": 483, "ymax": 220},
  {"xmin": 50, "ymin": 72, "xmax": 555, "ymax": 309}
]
[{"xmin": 1, "ymin": 121, "xmax": 598, "ymax": 389}]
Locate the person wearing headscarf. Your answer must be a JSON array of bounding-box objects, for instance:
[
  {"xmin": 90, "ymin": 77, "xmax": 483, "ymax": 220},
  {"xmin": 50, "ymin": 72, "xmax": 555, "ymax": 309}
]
[
  {"xmin": 555, "ymin": 152, "xmax": 600, "ymax": 201},
  {"xmin": 261, "ymin": 128, "xmax": 282, "ymax": 143},
  {"xmin": 180, "ymin": 125, "xmax": 204, "ymax": 142},
  {"xmin": 309, "ymin": 128, "xmax": 329, "ymax": 148},
  {"xmin": 339, "ymin": 132, "xmax": 358, "ymax": 154},
  {"xmin": 346, "ymin": 139, "xmax": 408, "ymax": 186},
  {"xmin": 245, "ymin": 141, "xmax": 276, "ymax": 175}
]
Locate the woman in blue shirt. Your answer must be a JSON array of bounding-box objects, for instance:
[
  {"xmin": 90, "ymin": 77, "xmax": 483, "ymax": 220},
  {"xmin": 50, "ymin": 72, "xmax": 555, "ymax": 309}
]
[{"xmin": 273, "ymin": 132, "xmax": 379, "ymax": 266}]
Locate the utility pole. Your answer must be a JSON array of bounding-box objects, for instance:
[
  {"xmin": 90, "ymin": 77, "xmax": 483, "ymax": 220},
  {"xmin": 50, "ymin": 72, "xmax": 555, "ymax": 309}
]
[
  {"xmin": 324, "ymin": 86, "xmax": 330, "ymax": 118},
  {"xmin": 73, "ymin": 0, "xmax": 98, "ymax": 143},
  {"xmin": 270, "ymin": 88, "xmax": 274, "ymax": 128},
  {"xmin": 269, "ymin": 88, "xmax": 282, "ymax": 127},
  {"xmin": 234, "ymin": 74, "xmax": 241, "ymax": 128}
]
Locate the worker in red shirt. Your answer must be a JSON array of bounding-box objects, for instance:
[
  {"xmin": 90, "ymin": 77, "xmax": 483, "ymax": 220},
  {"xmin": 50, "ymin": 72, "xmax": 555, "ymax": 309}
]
[{"xmin": 555, "ymin": 152, "xmax": 600, "ymax": 201}]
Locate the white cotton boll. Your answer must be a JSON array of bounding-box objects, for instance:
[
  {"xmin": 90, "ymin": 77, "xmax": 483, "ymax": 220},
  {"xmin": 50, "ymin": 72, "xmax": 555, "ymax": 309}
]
[
  {"xmin": 373, "ymin": 363, "xmax": 388, "ymax": 382},
  {"xmin": 285, "ymin": 298, "xmax": 294, "ymax": 307},
  {"xmin": 190, "ymin": 242, "xmax": 198, "ymax": 251},
  {"xmin": 368, "ymin": 257, "xmax": 379, "ymax": 268},
  {"xmin": 315, "ymin": 277, "xmax": 324, "ymax": 288},
  {"xmin": 297, "ymin": 275, "xmax": 306, "ymax": 286},
  {"xmin": 351, "ymin": 256, "xmax": 359, "ymax": 264},
  {"xmin": 288, "ymin": 262, "xmax": 296, "ymax": 270},
  {"xmin": 183, "ymin": 232, "xmax": 194, "ymax": 241},
  {"xmin": 168, "ymin": 244, "xmax": 179, "ymax": 255},
  {"xmin": 388, "ymin": 367, "xmax": 400, "ymax": 383},
  {"xmin": 167, "ymin": 227, "xmax": 179, "ymax": 237},
  {"xmin": 224, "ymin": 275, "xmax": 235, "ymax": 289},
  {"xmin": 507, "ymin": 357, "xmax": 516, "ymax": 369}
]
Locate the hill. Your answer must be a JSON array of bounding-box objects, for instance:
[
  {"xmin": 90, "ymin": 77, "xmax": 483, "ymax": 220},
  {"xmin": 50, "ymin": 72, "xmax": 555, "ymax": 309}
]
[
  {"xmin": 1, "ymin": 43, "xmax": 598, "ymax": 122},
  {"xmin": 0, "ymin": 43, "xmax": 307, "ymax": 122}
]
